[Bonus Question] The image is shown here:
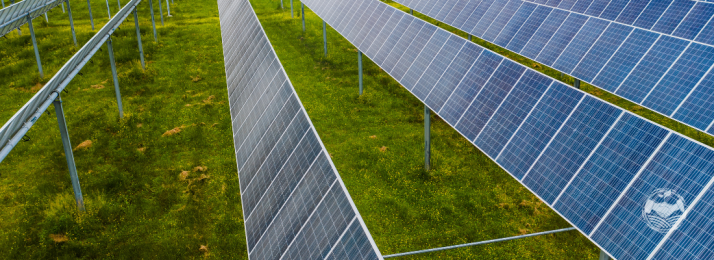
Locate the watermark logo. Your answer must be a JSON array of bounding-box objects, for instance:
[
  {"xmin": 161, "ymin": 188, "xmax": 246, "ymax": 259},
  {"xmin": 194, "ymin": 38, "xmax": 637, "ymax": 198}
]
[{"xmin": 642, "ymin": 188, "xmax": 686, "ymax": 233}]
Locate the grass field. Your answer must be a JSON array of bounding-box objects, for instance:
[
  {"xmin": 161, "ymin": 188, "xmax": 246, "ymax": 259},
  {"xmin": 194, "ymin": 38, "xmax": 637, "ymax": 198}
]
[{"xmin": 1, "ymin": 0, "xmax": 709, "ymax": 258}]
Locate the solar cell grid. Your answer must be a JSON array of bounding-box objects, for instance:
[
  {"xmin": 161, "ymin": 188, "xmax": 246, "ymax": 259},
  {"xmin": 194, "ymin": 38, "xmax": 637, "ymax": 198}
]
[
  {"xmin": 493, "ymin": 2, "xmax": 537, "ymax": 47},
  {"xmin": 218, "ymin": 1, "xmax": 382, "ymax": 258},
  {"xmin": 424, "ymin": 43, "xmax": 484, "ymax": 112},
  {"xmin": 504, "ymin": 5, "xmax": 553, "ymax": 53},
  {"xmin": 411, "ymin": 34, "xmax": 465, "ymax": 100},
  {"xmin": 552, "ymin": 18, "xmax": 610, "ymax": 73},
  {"xmin": 481, "ymin": 0, "xmax": 527, "ymax": 42},
  {"xmin": 400, "ymin": 29, "xmax": 450, "ymax": 89}
]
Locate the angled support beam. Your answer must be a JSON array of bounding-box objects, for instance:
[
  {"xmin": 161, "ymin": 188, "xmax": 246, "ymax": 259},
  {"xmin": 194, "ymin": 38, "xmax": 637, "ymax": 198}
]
[
  {"xmin": 27, "ymin": 15, "xmax": 43, "ymax": 78},
  {"xmin": 133, "ymin": 9, "xmax": 145, "ymax": 69},
  {"xmin": 424, "ymin": 105, "xmax": 431, "ymax": 171},
  {"xmin": 105, "ymin": 0, "xmax": 111, "ymax": 18},
  {"xmin": 322, "ymin": 21, "xmax": 326, "ymax": 57},
  {"xmin": 87, "ymin": 0, "xmax": 95, "ymax": 30},
  {"xmin": 107, "ymin": 36, "xmax": 124, "ymax": 118},
  {"xmin": 66, "ymin": 0, "xmax": 77, "ymax": 46},
  {"xmin": 53, "ymin": 96, "xmax": 85, "ymax": 212},
  {"xmin": 157, "ymin": 0, "xmax": 164, "ymax": 25},
  {"xmin": 383, "ymin": 227, "xmax": 577, "ymax": 258},
  {"xmin": 301, "ymin": 3, "xmax": 305, "ymax": 32},
  {"xmin": 358, "ymin": 50, "xmax": 363, "ymax": 95},
  {"xmin": 149, "ymin": 0, "xmax": 158, "ymax": 41}
]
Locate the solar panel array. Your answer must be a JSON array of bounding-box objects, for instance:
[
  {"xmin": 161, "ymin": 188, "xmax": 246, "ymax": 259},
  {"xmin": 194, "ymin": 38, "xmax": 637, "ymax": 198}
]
[
  {"xmin": 391, "ymin": 0, "xmax": 714, "ymax": 138},
  {"xmin": 0, "ymin": 0, "xmax": 63, "ymax": 37},
  {"xmin": 299, "ymin": 0, "xmax": 714, "ymax": 258},
  {"xmin": 216, "ymin": 0, "xmax": 382, "ymax": 259}
]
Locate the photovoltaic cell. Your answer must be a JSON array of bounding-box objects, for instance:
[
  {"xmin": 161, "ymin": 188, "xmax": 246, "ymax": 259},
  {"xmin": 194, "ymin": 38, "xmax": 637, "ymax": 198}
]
[
  {"xmin": 554, "ymin": 113, "xmax": 669, "ymax": 234},
  {"xmin": 522, "ymin": 96, "xmax": 621, "ymax": 204},
  {"xmin": 591, "ymin": 134, "xmax": 714, "ymax": 260},
  {"xmin": 218, "ymin": 0, "xmax": 382, "ymax": 258},
  {"xmin": 412, "ymin": 35, "xmax": 465, "ymax": 100},
  {"xmin": 652, "ymin": 185, "xmax": 714, "ymax": 260},
  {"xmin": 673, "ymin": 72, "xmax": 714, "ymax": 130},
  {"xmin": 392, "ymin": 0, "xmax": 714, "ymax": 137}
]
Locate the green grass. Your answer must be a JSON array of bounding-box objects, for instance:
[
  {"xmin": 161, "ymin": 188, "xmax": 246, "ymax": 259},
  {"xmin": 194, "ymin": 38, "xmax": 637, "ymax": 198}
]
[{"xmin": 1, "ymin": 0, "xmax": 706, "ymax": 258}]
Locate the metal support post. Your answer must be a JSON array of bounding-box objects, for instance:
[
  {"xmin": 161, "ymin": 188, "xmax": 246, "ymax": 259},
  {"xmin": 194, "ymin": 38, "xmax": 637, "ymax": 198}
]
[
  {"xmin": 410, "ymin": 9, "xmax": 413, "ymax": 15},
  {"xmin": 107, "ymin": 36, "xmax": 124, "ymax": 118},
  {"xmin": 44, "ymin": 13, "xmax": 48, "ymax": 22},
  {"xmin": 53, "ymin": 96, "xmax": 86, "ymax": 212},
  {"xmin": 61, "ymin": 1, "xmax": 65, "ymax": 12},
  {"xmin": 280, "ymin": 0, "xmax": 283, "ymax": 9},
  {"xmin": 66, "ymin": 0, "xmax": 77, "ymax": 47},
  {"xmin": 117, "ymin": 0, "xmax": 121, "ymax": 8},
  {"xmin": 149, "ymin": 0, "xmax": 158, "ymax": 41},
  {"xmin": 157, "ymin": 0, "xmax": 164, "ymax": 25},
  {"xmin": 468, "ymin": 34, "xmax": 471, "ymax": 41},
  {"xmin": 166, "ymin": 0, "xmax": 171, "ymax": 17},
  {"xmin": 87, "ymin": 0, "xmax": 95, "ymax": 30},
  {"xmin": 11, "ymin": 0, "xmax": 20, "ymax": 35},
  {"xmin": 323, "ymin": 21, "xmax": 327, "ymax": 57},
  {"xmin": 105, "ymin": 0, "xmax": 111, "ymax": 18},
  {"xmin": 290, "ymin": 0, "xmax": 293, "ymax": 18},
  {"xmin": 574, "ymin": 79, "xmax": 580, "ymax": 89},
  {"xmin": 2, "ymin": 0, "xmax": 5, "ymax": 9},
  {"xmin": 358, "ymin": 51, "xmax": 363, "ymax": 95},
  {"xmin": 301, "ymin": 3, "xmax": 305, "ymax": 32},
  {"xmin": 599, "ymin": 250, "xmax": 611, "ymax": 260},
  {"xmin": 27, "ymin": 15, "xmax": 43, "ymax": 78},
  {"xmin": 133, "ymin": 9, "xmax": 145, "ymax": 69},
  {"xmin": 424, "ymin": 105, "xmax": 431, "ymax": 171}
]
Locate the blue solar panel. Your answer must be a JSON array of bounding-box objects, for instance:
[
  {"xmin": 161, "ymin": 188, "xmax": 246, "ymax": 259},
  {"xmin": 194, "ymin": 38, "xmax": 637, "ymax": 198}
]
[
  {"xmin": 497, "ymin": 82, "xmax": 584, "ymax": 179},
  {"xmin": 652, "ymin": 184, "xmax": 714, "ymax": 259},
  {"xmin": 412, "ymin": 35, "xmax": 466, "ymax": 100},
  {"xmin": 615, "ymin": 36, "xmax": 688, "ymax": 103},
  {"xmin": 219, "ymin": 0, "xmax": 382, "ymax": 257},
  {"xmin": 439, "ymin": 51, "xmax": 503, "ymax": 125},
  {"xmin": 474, "ymin": 70, "xmax": 552, "ymax": 158},
  {"xmin": 372, "ymin": 16, "xmax": 411, "ymax": 65},
  {"xmin": 591, "ymin": 134, "xmax": 714, "ymax": 260},
  {"xmin": 401, "ymin": 29, "xmax": 451, "ymax": 90},
  {"xmin": 554, "ymin": 113, "xmax": 670, "ymax": 234},
  {"xmin": 592, "ymin": 29, "xmax": 659, "ymax": 92},
  {"xmin": 365, "ymin": 11, "xmax": 403, "ymax": 57},
  {"xmin": 455, "ymin": 60, "xmax": 525, "ymax": 141},
  {"xmin": 392, "ymin": 0, "xmax": 714, "ymax": 137},
  {"xmin": 506, "ymin": 6, "xmax": 553, "ymax": 53},
  {"xmin": 673, "ymin": 71, "xmax": 714, "ymax": 130},
  {"xmin": 383, "ymin": 20, "xmax": 427, "ymax": 74},
  {"xmin": 519, "ymin": 9, "xmax": 569, "ymax": 59},
  {"xmin": 424, "ymin": 43, "xmax": 484, "ymax": 112},
  {"xmin": 390, "ymin": 23, "xmax": 436, "ymax": 81},
  {"xmin": 522, "ymin": 96, "xmax": 622, "ymax": 204},
  {"xmin": 642, "ymin": 43, "xmax": 714, "ymax": 116},
  {"xmin": 552, "ymin": 18, "xmax": 610, "ymax": 74}
]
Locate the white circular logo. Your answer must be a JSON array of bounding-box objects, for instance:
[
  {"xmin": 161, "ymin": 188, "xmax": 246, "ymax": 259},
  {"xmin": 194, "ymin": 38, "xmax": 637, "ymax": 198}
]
[{"xmin": 642, "ymin": 188, "xmax": 686, "ymax": 233}]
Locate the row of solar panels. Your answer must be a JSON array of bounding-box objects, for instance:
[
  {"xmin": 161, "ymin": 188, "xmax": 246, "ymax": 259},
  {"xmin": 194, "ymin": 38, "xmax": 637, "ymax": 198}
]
[
  {"xmin": 217, "ymin": 0, "xmax": 383, "ymax": 259},
  {"xmin": 298, "ymin": 0, "xmax": 714, "ymax": 258},
  {"xmin": 0, "ymin": 0, "xmax": 62, "ymax": 36},
  {"xmin": 391, "ymin": 0, "xmax": 714, "ymax": 139}
]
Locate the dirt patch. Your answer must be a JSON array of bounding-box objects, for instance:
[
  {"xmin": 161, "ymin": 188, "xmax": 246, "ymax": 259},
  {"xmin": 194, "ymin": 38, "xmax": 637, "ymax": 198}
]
[
  {"xmin": 137, "ymin": 147, "xmax": 146, "ymax": 152},
  {"xmin": 31, "ymin": 83, "xmax": 44, "ymax": 93},
  {"xmin": 369, "ymin": 135, "xmax": 377, "ymax": 139},
  {"xmin": 379, "ymin": 146, "xmax": 388, "ymax": 152},
  {"xmin": 203, "ymin": 95, "xmax": 215, "ymax": 104},
  {"xmin": 73, "ymin": 140, "xmax": 92, "ymax": 151},
  {"xmin": 193, "ymin": 166, "xmax": 208, "ymax": 172},
  {"xmin": 162, "ymin": 127, "xmax": 183, "ymax": 137},
  {"xmin": 179, "ymin": 171, "xmax": 190, "ymax": 180},
  {"xmin": 49, "ymin": 234, "xmax": 68, "ymax": 243}
]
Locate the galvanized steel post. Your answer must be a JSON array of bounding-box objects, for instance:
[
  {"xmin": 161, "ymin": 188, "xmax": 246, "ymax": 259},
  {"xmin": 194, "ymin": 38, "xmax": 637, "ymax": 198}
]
[
  {"xmin": 44, "ymin": 13, "xmax": 48, "ymax": 22},
  {"xmin": 322, "ymin": 21, "xmax": 327, "ymax": 57},
  {"xmin": 290, "ymin": 0, "xmax": 293, "ymax": 18},
  {"xmin": 280, "ymin": 0, "xmax": 283, "ymax": 9},
  {"xmin": 301, "ymin": 3, "xmax": 305, "ymax": 32},
  {"xmin": 117, "ymin": 0, "xmax": 121, "ymax": 8},
  {"xmin": 53, "ymin": 96, "xmax": 85, "ymax": 212},
  {"xmin": 410, "ymin": 9, "xmax": 413, "ymax": 15},
  {"xmin": 468, "ymin": 34, "xmax": 471, "ymax": 41},
  {"xmin": 1, "ymin": 0, "xmax": 4, "ymax": 9},
  {"xmin": 149, "ymin": 0, "xmax": 158, "ymax": 41},
  {"xmin": 61, "ymin": 1, "xmax": 65, "ymax": 12},
  {"xmin": 358, "ymin": 51, "xmax": 363, "ymax": 95},
  {"xmin": 107, "ymin": 36, "xmax": 124, "ymax": 118},
  {"xmin": 14, "ymin": 0, "xmax": 21, "ymax": 36},
  {"xmin": 133, "ymin": 9, "xmax": 145, "ymax": 69},
  {"xmin": 166, "ymin": 0, "xmax": 171, "ymax": 17},
  {"xmin": 424, "ymin": 105, "xmax": 431, "ymax": 171},
  {"xmin": 87, "ymin": 0, "xmax": 95, "ymax": 30},
  {"xmin": 599, "ymin": 250, "xmax": 611, "ymax": 260},
  {"xmin": 158, "ymin": 0, "xmax": 164, "ymax": 25},
  {"xmin": 66, "ymin": 0, "xmax": 77, "ymax": 46},
  {"xmin": 574, "ymin": 79, "xmax": 580, "ymax": 89},
  {"xmin": 105, "ymin": 0, "xmax": 111, "ymax": 18},
  {"xmin": 27, "ymin": 15, "xmax": 43, "ymax": 78}
]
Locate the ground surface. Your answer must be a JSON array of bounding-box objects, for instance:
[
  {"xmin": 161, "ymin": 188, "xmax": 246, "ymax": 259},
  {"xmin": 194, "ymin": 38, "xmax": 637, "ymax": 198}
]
[{"xmin": 0, "ymin": 0, "xmax": 712, "ymax": 258}]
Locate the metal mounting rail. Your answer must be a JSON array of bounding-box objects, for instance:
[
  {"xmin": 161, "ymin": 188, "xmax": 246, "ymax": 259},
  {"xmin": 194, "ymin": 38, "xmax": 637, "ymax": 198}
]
[
  {"xmin": 0, "ymin": 0, "xmax": 63, "ymax": 37},
  {"xmin": 383, "ymin": 227, "xmax": 577, "ymax": 258},
  {"xmin": 0, "ymin": 0, "xmax": 143, "ymax": 164}
]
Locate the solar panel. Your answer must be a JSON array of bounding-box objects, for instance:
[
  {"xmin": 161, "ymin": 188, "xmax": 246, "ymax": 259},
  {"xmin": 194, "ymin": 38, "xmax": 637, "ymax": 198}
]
[
  {"xmin": 390, "ymin": 0, "xmax": 714, "ymax": 139},
  {"xmin": 300, "ymin": 0, "xmax": 714, "ymax": 259},
  {"xmin": 0, "ymin": 0, "xmax": 64, "ymax": 37},
  {"xmin": 216, "ymin": 0, "xmax": 382, "ymax": 259}
]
